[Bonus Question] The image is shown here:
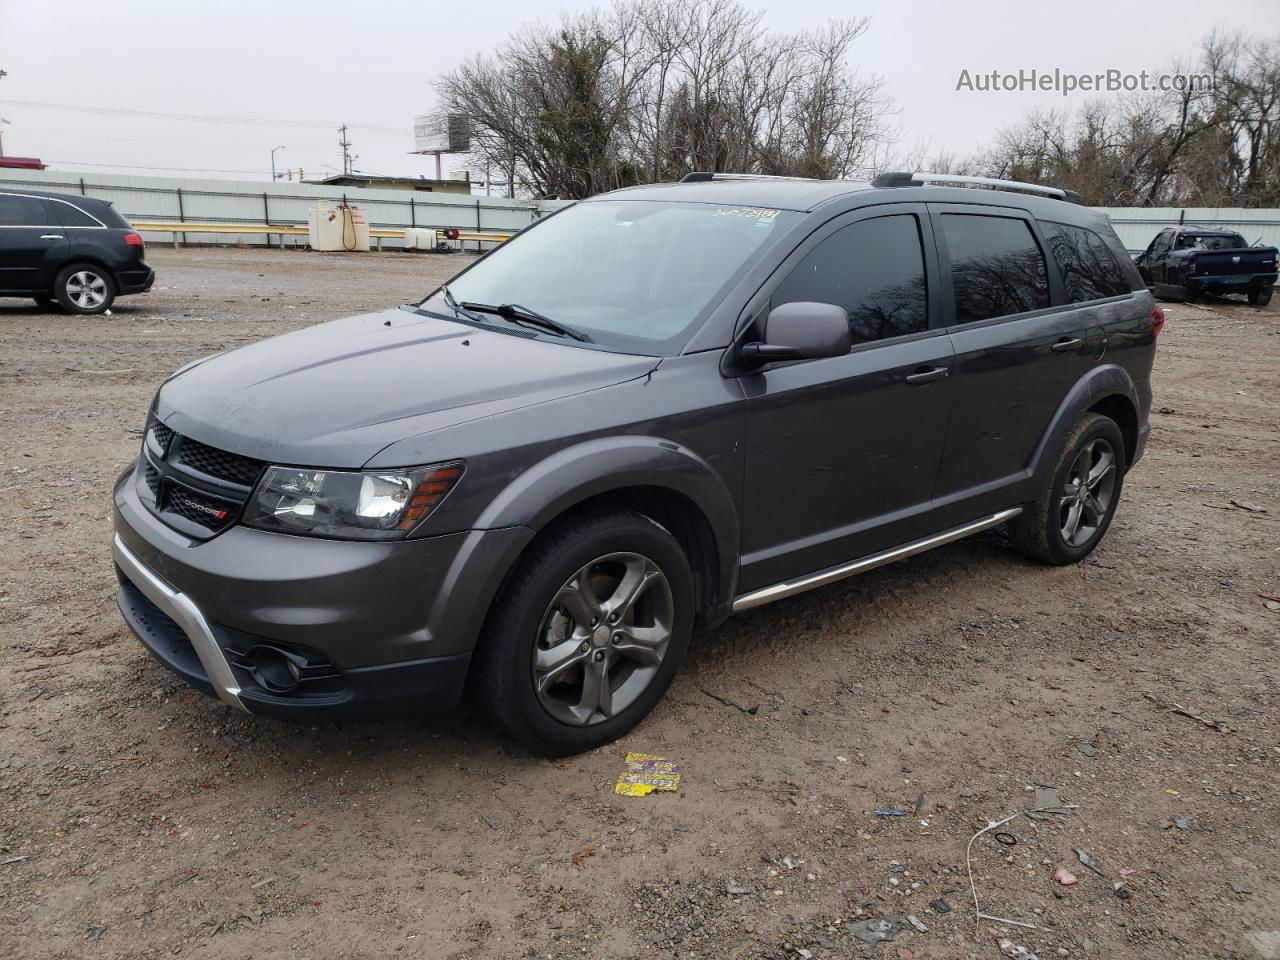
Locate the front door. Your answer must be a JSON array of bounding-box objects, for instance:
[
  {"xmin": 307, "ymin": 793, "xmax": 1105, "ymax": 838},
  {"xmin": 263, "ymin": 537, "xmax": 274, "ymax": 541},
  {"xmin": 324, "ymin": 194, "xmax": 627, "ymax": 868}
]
[
  {"xmin": 737, "ymin": 205, "xmax": 953, "ymax": 594},
  {"xmin": 0, "ymin": 194, "xmax": 66, "ymax": 294}
]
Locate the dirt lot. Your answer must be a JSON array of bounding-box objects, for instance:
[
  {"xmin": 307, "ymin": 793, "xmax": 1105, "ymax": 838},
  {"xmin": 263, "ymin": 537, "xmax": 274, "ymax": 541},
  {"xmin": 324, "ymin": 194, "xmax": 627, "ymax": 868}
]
[{"xmin": 1, "ymin": 247, "xmax": 1277, "ymax": 960}]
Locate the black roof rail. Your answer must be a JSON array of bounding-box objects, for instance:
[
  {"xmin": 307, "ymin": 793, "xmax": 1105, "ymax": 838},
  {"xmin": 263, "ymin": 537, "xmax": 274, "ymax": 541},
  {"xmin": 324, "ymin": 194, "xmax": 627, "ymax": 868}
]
[{"xmin": 871, "ymin": 171, "xmax": 1085, "ymax": 205}]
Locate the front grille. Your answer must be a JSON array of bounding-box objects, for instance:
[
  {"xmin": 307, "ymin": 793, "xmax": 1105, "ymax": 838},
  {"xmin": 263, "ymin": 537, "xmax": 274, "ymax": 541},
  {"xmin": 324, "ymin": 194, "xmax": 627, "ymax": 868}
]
[
  {"xmin": 150, "ymin": 420, "xmax": 174, "ymax": 452},
  {"xmin": 138, "ymin": 420, "xmax": 263, "ymax": 540},
  {"xmin": 167, "ymin": 486, "xmax": 238, "ymax": 530},
  {"xmin": 175, "ymin": 437, "xmax": 264, "ymax": 487}
]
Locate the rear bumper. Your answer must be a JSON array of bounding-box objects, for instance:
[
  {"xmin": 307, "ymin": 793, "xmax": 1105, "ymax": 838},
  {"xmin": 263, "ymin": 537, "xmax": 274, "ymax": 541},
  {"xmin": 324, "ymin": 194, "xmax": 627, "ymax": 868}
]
[
  {"xmin": 117, "ymin": 265, "xmax": 154, "ymax": 295},
  {"xmin": 1187, "ymin": 272, "xmax": 1276, "ymax": 291}
]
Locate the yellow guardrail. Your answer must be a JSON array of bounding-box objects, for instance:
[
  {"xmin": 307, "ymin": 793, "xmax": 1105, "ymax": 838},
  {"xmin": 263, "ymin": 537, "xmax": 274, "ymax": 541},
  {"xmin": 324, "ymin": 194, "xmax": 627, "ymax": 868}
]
[{"xmin": 128, "ymin": 220, "xmax": 514, "ymax": 246}]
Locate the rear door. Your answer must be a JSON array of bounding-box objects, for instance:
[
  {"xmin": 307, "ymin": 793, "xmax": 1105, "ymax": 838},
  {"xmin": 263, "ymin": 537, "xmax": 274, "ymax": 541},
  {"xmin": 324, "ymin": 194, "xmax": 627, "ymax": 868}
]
[
  {"xmin": 0, "ymin": 193, "xmax": 67, "ymax": 293},
  {"xmin": 737, "ymin": 204, "xmax": 954, "ymax": 593},
  {"xmin": 927, "ymin": 203, "xmax": 1093, "ymax": 526}
]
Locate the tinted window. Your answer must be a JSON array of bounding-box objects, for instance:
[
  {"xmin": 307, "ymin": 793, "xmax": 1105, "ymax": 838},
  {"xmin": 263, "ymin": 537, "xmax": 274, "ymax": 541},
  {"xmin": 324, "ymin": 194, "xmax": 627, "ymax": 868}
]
[
  {"xmin": 0, "ymin": 194, "xmax": 48, "ymax": 227},
  {"xmin": 941, "ymin": 214, "xmax": 1048, "ymax": 323},
  {"xmin": 1151, "ymin": 230, "xmax": 1174, "ymax": 254},
  {"xmin": 1043, "ymin": 221, "xmax": 1131, "ymax": 301},
  {"xmin": 772, "ymin": 214, "xmax": 928, "ymax": 344},
  {"xmin": 53, "ymin": 201, "xmax": 101, "ymax": 227}
]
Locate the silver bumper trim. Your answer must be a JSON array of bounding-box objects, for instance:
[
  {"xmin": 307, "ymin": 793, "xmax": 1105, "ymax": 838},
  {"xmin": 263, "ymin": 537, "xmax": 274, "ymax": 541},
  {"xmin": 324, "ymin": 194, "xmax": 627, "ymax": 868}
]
[
  {"xmin": 112, "ymin": 534, "xmax": 248, "ymax": 712},
  {"xmin": 732, "ymin": 507, "xmax": 1024, "ymax": 613}
]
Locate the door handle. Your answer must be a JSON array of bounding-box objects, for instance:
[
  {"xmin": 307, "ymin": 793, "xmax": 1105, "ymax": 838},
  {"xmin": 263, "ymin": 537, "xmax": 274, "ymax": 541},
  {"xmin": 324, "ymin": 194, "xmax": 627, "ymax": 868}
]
[
  {"xmin": 1050, "ymin": 337, "xmax": 1083, "ymax": 353},
  {"xmin": 40, "ymin": 234, "xmax": 64, "ymax": 240},
  {"xmin": 904, "ymin": 365, "xmax": 949, "ymax": 385}
]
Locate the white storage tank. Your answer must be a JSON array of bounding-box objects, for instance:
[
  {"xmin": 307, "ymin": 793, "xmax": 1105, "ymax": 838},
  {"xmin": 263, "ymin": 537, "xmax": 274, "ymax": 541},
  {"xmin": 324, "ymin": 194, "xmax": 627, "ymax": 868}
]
[{"xmin": 307, "ymin": 205, "xmax": 370, "ymax": 252}]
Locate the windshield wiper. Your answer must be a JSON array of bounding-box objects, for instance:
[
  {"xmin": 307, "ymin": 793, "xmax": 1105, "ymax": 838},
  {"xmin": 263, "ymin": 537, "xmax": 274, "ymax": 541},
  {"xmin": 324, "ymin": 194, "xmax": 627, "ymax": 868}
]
[
  {"xmin": 460, "ymin": 300, "xmax": 592, "ymax": 342},
  {"xmin": 438, "ymin": 283, "xmax": 486, "ymax": 324}
]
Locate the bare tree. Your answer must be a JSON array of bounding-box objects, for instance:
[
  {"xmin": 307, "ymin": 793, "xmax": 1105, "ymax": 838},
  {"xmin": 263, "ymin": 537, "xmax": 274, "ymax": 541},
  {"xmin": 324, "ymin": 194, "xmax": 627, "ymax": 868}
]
[{"xmin": 435, "ymin": 0, "xmax": 892, "ymax": 199}]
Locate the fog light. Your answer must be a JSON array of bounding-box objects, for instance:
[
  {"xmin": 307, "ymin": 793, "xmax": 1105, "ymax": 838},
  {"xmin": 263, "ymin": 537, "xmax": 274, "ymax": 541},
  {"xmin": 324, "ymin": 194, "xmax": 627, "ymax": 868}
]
[{"xmin": 249, "ymin": 645, "xmax": 303, "ymax": 693}]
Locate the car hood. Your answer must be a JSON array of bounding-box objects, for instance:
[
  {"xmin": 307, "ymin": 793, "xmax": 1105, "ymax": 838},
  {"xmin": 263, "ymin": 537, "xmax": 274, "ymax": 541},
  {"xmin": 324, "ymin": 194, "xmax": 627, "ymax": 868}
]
[{"xmin": 156, "ymin": 307, "xmax": 660, "ymax": 468}]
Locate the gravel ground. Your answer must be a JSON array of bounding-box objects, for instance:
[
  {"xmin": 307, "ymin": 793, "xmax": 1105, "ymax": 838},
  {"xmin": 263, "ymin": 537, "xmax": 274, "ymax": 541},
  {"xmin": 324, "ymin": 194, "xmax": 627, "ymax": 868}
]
[{"xmin": 1, "ymin": 247, "xmax": 1277, "ymax": 960}]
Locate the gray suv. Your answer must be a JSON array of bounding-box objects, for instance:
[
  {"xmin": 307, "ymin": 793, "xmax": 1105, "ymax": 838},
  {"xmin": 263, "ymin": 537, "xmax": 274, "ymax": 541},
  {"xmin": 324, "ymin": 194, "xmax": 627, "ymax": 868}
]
[{"xmin": 113, "ymin": 172, "xmax": 1159, "ymax": 755}]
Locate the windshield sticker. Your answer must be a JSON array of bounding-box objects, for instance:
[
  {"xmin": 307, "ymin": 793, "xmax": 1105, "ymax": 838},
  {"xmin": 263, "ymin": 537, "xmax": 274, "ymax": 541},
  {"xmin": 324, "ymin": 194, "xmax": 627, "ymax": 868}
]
[{"xmin": 714, "ymin": 207, "xmax": 780, "ymax": 220}]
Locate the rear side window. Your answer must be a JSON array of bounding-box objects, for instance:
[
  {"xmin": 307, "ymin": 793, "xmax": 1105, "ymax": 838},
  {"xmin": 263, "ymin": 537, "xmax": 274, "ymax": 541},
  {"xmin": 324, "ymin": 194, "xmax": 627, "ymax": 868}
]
[
  {"xmin": 772, "ymin": 214, "xmax": 928, "ymax": 344},
  {"xmin": 0, "ymin": 194, "xmax": 49, "ymax": 227},
  {"xmin": 52, "ymin": 201, "xmax": 102, "ymax": 227},
  {"xmin": 941, "ymin": 214, "xmax": 1048, "ymax": 323},
  {"xmin": 1042, "ymin": 221, "xmax": 1131, "ymax": 301}
]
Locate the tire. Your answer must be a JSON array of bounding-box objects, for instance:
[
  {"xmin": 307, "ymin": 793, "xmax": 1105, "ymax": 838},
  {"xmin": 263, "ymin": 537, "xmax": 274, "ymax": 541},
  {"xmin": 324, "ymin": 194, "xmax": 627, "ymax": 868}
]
[
  {"xmin": 473, "ymin": 509, "xmax": 694, "ymax": 756},
  {"xmin": 1008, "ymin": 413, "xmax": 1126, "ymax": 566},
  {"xmin": 1249, "ymin": 284, "xmax": 1273, "ymax": 307},
  {"xmin": 53, "ymin": 263, "xmax": 116, "ymax": 315},
  {"xmin": 32, "ymin": 295, "xmax": 58, "ymax": 311}
]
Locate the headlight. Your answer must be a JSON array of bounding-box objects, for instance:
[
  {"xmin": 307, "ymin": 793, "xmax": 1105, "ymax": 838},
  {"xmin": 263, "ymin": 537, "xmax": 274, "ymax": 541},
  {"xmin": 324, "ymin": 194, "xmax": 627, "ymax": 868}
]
[{"xmin": 243, "ymin": 461, "xmax": 463, "ymax": 540}]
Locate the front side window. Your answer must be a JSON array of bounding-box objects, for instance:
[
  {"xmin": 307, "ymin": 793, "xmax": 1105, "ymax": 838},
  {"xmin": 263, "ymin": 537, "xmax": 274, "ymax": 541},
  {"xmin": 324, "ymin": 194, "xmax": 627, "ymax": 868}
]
[
  {"xmin": 0, "ymin": 194, "xmax": 48, "ymax": 227},
  {"xmin": 941, "ymin": 214, "xmax": 1049, "ymax": 324},
  {"xmin": 435, "ymin": 200, "xmax": 798, "ymax": 354},
  {"xmin": 1043, "ymin": 221, "xmax": 1131, "ymax": 302},
  {"xmin": 771, "ymin": 214, "xmax": 928, "ymax": 344},
  {"xmin": 1152, "ymin": 230, "xmax": 1174, "ymax": 254}
]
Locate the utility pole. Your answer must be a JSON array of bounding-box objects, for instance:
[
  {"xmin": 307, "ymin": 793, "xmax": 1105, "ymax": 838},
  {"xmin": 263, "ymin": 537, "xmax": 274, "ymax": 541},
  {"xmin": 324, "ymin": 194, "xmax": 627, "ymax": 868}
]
[
  {"xmin": 338, "ymin": 124, "xmax": 353, "ymax": 176},
  {"xmin": 271, "ymin": 145, "xmax": 286, "ymax": 181}
]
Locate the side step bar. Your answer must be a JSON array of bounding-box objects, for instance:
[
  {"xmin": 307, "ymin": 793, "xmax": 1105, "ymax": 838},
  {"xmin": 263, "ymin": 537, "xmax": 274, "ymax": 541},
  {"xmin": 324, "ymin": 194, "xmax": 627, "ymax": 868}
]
[{"xmin": 732, "ymin": 507, "xmax": 1023, "ymax": 613}]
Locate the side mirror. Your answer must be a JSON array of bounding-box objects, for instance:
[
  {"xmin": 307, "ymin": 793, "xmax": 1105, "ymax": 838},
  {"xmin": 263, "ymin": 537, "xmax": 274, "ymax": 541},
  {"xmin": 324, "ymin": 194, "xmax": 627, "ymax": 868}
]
[{"xmin": 741, "ymin": 301, "xmax": 851, "ymax": 364}]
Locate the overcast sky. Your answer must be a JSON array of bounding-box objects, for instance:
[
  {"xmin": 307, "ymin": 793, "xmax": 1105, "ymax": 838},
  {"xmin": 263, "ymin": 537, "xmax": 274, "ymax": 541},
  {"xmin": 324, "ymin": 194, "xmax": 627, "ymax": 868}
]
[{"xmin": 0, "ymin": 0, "xmax": 1274, "ymax": 185}]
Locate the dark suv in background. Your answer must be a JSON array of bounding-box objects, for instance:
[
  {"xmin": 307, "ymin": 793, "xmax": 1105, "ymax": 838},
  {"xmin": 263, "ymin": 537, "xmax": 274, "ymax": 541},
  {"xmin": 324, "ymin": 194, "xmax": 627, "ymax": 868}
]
[
  {"xmin": 112, "ymin": 172, "xmax": 1159, "ymax": 755},
  {"xmin": 0, "ymin": 188, "xmax": 153, "ymax": 314}
]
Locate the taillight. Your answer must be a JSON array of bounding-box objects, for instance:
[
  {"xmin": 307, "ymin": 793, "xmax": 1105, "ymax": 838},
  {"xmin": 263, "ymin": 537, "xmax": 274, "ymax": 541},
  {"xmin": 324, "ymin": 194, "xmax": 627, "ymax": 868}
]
[
  {"xmin": 124, "ymin": 232, "xmax": 144, "ymax": 248},
  {"xmin": 1151, "ymin": 305, "xmax": 1166, "ymax": 337}
]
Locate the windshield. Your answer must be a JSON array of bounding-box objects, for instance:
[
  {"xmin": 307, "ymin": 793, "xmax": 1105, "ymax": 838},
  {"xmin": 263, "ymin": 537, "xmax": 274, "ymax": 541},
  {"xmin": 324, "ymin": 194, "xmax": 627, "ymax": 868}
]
[{"xmin": 428, "ymin": 200, "xmax": 797, "ymax": 354}]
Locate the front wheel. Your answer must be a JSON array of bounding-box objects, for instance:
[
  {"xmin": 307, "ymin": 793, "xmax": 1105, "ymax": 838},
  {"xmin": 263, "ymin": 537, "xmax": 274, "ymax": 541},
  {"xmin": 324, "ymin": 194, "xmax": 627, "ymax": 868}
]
[
  {"xmin": 54, "ymin": 263, "xmax": 116, "ymax": 315},
  {"xmin": 1009, "ymin": 413, "xmax": 1126, "ymax": 565},
  {"xmin": 473, "ymin": 509, "xmax": 694, "ymax": 756}
]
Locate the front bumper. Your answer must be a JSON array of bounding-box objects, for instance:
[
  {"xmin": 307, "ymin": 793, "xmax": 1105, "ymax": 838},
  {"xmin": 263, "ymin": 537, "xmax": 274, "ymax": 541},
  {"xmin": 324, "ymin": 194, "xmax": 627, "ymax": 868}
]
[{"xmin": 112, "ymin": 462, "xmax": 533, "ymax": 717}]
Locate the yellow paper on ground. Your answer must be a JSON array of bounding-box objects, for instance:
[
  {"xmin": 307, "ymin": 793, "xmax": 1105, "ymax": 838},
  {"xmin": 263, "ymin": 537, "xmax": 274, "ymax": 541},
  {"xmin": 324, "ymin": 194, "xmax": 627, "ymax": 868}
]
[{"xmin": 614, "ymin": 752, "xmax": 683, "ymax": 797}]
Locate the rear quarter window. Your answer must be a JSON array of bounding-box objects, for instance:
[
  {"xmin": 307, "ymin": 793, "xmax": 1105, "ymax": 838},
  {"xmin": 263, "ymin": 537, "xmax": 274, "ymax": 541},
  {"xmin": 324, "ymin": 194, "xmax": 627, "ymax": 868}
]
[
  {"xmin": 1042, "ymin": 221, "xmax": 1131, "ymax": 302},
  {"xmin": 51, "ymin": 201, "xmax": 103, "ymax": 228}
]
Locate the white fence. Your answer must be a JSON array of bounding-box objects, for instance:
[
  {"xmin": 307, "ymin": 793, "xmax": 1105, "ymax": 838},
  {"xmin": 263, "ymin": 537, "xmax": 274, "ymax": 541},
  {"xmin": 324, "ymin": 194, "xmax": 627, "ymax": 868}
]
[
  {"xmin": 0, "ymin": 168, "xmax": 544, "ymax": 250},
  {"xmin": 1092, "ymin": 208, "xmax": 1279, "ymax": 253},
  {"xmin": 1, "ymin": 168, "xmax": 1275, "ymax": 254}
]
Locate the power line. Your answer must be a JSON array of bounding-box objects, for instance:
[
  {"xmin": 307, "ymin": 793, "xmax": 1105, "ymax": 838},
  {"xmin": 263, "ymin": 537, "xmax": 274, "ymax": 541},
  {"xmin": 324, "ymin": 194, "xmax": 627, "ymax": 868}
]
[
  {"xmin": 43, "ymin": 158, "xmax": 285, "ymax": 175},
  {"xmin": 0, "ymin": 98, "xmax": 407, "ymax": 136}
]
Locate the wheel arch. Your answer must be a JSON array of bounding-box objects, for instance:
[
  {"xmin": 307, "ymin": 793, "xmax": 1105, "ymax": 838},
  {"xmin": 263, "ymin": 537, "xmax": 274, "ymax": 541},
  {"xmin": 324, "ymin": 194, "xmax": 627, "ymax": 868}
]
[
  {"xmin": 472, "ymin": 436, "xmax": 740, "ymax": 633},
  {"xmin": 1029, "ymin": 364, "xmax": 1142, "ymax": 488}
]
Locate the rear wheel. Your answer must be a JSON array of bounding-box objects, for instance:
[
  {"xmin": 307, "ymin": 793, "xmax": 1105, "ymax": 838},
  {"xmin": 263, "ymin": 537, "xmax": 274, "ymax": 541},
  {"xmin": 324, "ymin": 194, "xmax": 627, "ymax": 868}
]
[
  {"xmin": 1009, "ymin": 413, "xmax": 1125, "ymax": 565},
  {"xmin": 474, "ymin": 509, "xmax": 693, "ymax": 756},
  {"xmin": 54, "ymin": 263, "xmax": 115, "ymax": 315},
  {"xmin": 1249, "ymin": 284, "xmax": 1273, "ymax": 307}
]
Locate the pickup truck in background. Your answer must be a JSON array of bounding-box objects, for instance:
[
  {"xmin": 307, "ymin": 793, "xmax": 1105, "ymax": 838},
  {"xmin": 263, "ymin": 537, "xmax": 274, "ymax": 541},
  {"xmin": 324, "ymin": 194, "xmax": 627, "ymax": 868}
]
[{"xmin": 1134, "ymin": 226, "xmax": 1277, "ymax": 306}]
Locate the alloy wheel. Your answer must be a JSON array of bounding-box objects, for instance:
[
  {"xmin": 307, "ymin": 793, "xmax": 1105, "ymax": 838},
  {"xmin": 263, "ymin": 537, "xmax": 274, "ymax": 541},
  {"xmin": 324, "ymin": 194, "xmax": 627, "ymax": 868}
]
[
  {"xmin": 66, "ymin": 271, "xmax": 108, "ymax": 310},
  {"xmin": 1059, "ymin": 438, "xmax": 1117, "ymax": 548},
  {"xmin": 532, "ymin": 552, "xmax": 674, "ymax": 726}
]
